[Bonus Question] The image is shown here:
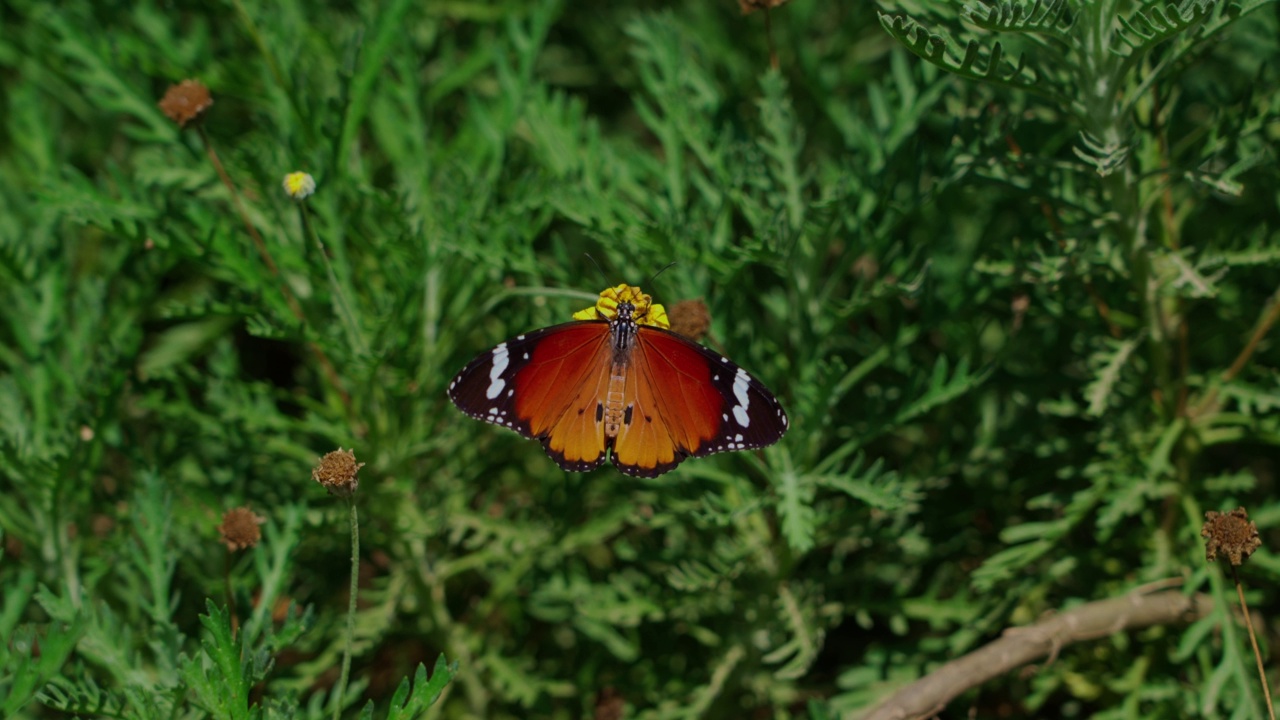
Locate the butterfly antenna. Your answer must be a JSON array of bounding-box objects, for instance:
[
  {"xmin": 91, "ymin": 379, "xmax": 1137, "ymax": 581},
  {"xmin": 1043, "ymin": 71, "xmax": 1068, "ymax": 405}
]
[
  {"xmin": 584, "ymin": 253, "xmax": 610, "ymax": 286},
  {"xmin": 646, "ymin": 261, "xmax": 677, "ymax": 290}
]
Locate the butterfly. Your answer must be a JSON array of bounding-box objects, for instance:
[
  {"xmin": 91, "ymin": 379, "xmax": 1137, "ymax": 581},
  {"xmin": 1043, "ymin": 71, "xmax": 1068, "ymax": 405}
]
[{"xmin": 448, "ymin": 284, "xmax": 788, "ymax": 477}]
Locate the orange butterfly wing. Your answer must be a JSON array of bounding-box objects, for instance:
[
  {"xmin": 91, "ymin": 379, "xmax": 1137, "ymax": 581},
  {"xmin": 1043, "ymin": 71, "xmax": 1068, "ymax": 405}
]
[
  {"xmin": 611, "ymin": 327, "xmax": 788, "ymax": 477},
  {"xmin": 448, "ymin": 322, "xmax": 612, "ymax": 472}
]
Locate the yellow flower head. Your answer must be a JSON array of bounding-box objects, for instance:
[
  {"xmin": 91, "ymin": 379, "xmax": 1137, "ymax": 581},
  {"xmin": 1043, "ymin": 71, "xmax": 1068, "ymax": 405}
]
[
  {"xmin": 572, "ymin": 284, "xmax": 670, "ymax": 329},
  {"xmin": 283, "ymin": 171, "xmax": 316, "ymax": 200}
]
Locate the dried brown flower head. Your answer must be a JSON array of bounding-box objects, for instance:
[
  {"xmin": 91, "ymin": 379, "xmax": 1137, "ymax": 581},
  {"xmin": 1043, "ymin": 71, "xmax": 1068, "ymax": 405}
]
[
  {"xmin": 158, "ymin": 79, "xmax": 213, "ymax": 127},
  {"xmin": 1202, "ymin": 507, "xmax": 1262, "ymax": 566},
  {"xmin": 851, "ymin": 253, "xmax": 880, "ymax": 282},
  {"xmin": 218, "ymin": 507, "xmax": 265, "ymax": 551},
  {"xmin": 668, "ymin": 299, "xmax": 711, "ymax": 341},
  {"xmin": 594, "ymin": 687, "xmax": 625, "ymax": 720},
  {"xmin": 313, "ymin": 447, "xmax": 364, "ymax": 497},
  {"xmin": 739, "ymin": 0, "xmax": 792, "ymax": 14}
]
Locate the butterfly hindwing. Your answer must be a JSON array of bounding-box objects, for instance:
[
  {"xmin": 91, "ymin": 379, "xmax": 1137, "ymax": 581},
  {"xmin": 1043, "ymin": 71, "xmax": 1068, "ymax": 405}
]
[
  {"xmin": 448, "ymin": 322, "xmax": 613, "ymax": 472},
  {"xmin": 611, "ymin": 326, "xmax": 788, "ymax": 476}
]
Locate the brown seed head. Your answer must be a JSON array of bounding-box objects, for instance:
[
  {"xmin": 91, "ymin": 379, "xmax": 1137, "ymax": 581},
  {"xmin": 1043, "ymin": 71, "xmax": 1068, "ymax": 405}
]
[
  {"xmin": 158, "ymin": 79, "xmax": 213, "ymax": 127},
  {"xmin": 1201, "ymin": 507, "xmax": 1261, "ymax": 566},
  {"xmin": 668, "ymin": 299, "xmax": 711, "ymax": 341},
  {"xmin": 313, "ymin": 447, "xmax": 364, "ymax": 497},
  {"xmin": 851, "ymin": 253, "xmax": 879, "ymax": 282},
  {"xmin": 218, "ymin": 507, "xmax": 265, "ymax": 551},
  {"xmin": 594, "ymin": 687, "xmax": 625, "ymax": 720},
  {"xmin": 739, "ymin": 0, "xmax": 792, "ymax": 14}
]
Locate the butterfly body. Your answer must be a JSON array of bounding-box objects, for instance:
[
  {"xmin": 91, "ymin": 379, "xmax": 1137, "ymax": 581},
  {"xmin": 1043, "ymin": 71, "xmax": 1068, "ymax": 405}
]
[{"xmin": 448, "ymin": 285, "xmax": 787, "ymax": 477}]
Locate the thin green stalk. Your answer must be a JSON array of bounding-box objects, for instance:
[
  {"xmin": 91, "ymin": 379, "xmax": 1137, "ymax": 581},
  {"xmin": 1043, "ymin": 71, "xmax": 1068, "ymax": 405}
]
[
  {"xmin": 333, "ymin": 497, "xmax": 360, "ymax": 720},
  {"xmin": 227, "ymin": 0, "xmax": 292, "ymax": 107},
  {"xmin": 193, "ymin": 125, "xmax": 354, "ymax": 416},
  {"xmin": 298, "ymin": 205, "xmax": 369, "ymax": 357},
  {"xmin": 1076, "ymin": 1, "xmax": 1174, "ymax": 420},
  {"xmin": 224, "ymin": 550, "xmax": 237, "ymax": 637}
]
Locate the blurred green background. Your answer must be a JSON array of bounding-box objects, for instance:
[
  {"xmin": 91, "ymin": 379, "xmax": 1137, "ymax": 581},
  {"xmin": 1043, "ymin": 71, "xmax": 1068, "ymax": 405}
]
[{"xmin": 2, "ymin": 0, "xmax": 1280, "ymax": 717}]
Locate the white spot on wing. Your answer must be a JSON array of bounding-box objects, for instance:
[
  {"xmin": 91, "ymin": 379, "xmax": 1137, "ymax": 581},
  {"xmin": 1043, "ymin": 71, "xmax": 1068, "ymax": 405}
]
[
  {"xmin": 731, "ymin": 368, "xmax": 751, "ymax": 427},
  {"xmin": 485, "ymin": 343, "xmax": 509, "ymax": 399}
]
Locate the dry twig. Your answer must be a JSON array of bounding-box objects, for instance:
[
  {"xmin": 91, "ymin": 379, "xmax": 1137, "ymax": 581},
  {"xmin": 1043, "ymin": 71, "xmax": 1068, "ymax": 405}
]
[{"xmin": 863, "ymin": 589, "xmax": 1212, "ymax": 720}]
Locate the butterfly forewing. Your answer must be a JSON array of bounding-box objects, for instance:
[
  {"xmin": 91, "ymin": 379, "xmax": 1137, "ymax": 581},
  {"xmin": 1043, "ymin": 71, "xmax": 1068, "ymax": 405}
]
[{"xmin": 448, "ymin": 322, "xmax": 613, "ymax": 471}]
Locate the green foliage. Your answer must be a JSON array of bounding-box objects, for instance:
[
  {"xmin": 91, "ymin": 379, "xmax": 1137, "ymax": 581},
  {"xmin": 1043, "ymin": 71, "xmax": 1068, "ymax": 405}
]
[
  {"xmin": 369, "ymin": 655, "xmax": 458, "ymax": 720},
  {"xmin": 1, "ymin": 0, "xmax": 1279, "ymax": 717},
  {"xmin": 184, "ymin": 601, "xmax": 259, "ymax": 720}
]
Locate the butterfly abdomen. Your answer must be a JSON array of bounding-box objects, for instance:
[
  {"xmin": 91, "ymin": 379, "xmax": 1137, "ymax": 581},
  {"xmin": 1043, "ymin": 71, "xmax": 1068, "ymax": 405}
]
[{"xmin": 604, "ymin": 364, "xmax": 628, "ymax": 438}]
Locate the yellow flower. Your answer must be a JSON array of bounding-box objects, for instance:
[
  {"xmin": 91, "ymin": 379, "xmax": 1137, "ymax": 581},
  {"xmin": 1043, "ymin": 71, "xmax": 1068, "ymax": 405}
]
[
  {"xmin": 283, "ymin": 171, "xmax": 316, "ymax": 200},
  {"xmin": 571, "ymin": 284, "xmax": 670, "ymax": 329}
]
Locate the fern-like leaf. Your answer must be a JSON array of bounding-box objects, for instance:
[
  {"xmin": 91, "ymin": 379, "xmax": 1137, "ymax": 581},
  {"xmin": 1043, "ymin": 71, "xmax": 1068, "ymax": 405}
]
[
  {"xmin": 878, "ymin": 12, "xmax": 1062, "ymax": 101},
  {"xmin": 1084, "ymin": 334, "xmax": 1144, "ymax": 416},
  {"xmin": 1114, "ymin": 0, "xmax": 1215, "ymax": 55},
  {"xmin": 763, "ymin": 584, "xmax": 825, "ymax": 680},
  {"xmin": 774, "ymin": 463, "xmax": 817, "ymax": 554},
  {"xmin": 3, "ymin": 618, "xmax": 85, "ymax": 717},
  {"xmin": 384, "ymin": 655, "xmax": 458, "ymax": 720},
  {"xmin": 1073, "ymin": 130, "xmax": 1132, "ymax": 177},
  {"xmin": 963, "ymin": 0, "xmax": 1075, "ymax": 42},
  {"xmin": 892, "ymin": 356, "xmax": 990, "ymax": 428},
  {"xmin": 36, "ymin": 674, "xmax": 130, "ymax": 718},
  {"xmin": 181, "ymin": 601, "xmax": 253, "ymax": 720}
]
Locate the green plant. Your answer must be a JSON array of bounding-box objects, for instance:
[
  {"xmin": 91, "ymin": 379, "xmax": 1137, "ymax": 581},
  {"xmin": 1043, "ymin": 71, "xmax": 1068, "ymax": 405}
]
[{"xmin": 0, "ymin": 0, "xmax": 1278, "ymax": 717}]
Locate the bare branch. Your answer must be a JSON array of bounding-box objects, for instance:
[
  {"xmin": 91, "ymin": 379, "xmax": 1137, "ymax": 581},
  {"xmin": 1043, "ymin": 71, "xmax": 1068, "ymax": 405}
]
[{"xmin": 861, "ymin": 589, "xmax": 1212, "ymax": 720}]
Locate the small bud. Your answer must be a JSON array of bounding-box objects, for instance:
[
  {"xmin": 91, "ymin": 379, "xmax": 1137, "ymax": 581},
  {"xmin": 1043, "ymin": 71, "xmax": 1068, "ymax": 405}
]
[
  {"xmin": 283, "ymin": 171, "xmax": 316, "ymax": 200},
  {"xmin": 158, "ymin": 79, "xmax": 213, "ymax": 127},
  {"xmin": 1202, "ymin": 507, "xmax": 1262, "ymax": 566},
  {"xmin": 218, "ymin": 507, "xmax": 265, "ymax": 551},
  {"xmin": 313, "ymin": 448, "xmax": 364, "ymax": 498}
]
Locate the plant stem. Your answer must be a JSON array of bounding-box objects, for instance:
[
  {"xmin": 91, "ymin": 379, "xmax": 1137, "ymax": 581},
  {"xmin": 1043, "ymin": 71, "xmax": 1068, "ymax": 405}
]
[
  {"xmin": 1232, "ymin": 564, "xmax": 1276, "ymax": 720},
  {"xmin": 1191, "ymin": 287, "xmax": 1280, "ymax": 418},
  {"xmin": 193, "ymin": 125, "xmax": 354, "ymax": 417},
  {"xmin": 333, "ymin": 497, "xmax": 360, "ymax": 720},
  {"xmin": 224, "ymin": 550, "xmax": 238, "ymax": 637},
  {"xmin": 299, "ymin": 205, "xmax": 369, "ymax": 356},
  {"xmin": 1223, "ymin": 288, "xmax": 1280, "ymax": 383},
  {"xmin": 763, "ymin": 7, "xmax": 778, "ymax": 70}
]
